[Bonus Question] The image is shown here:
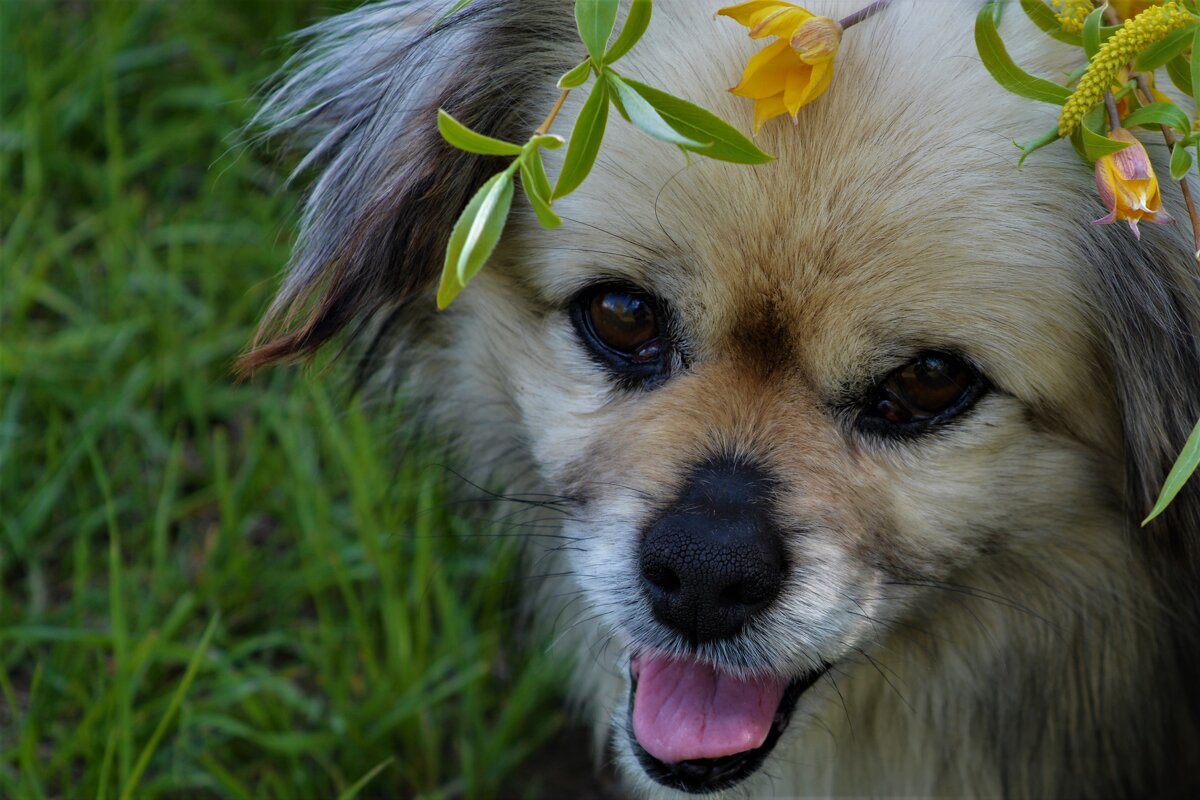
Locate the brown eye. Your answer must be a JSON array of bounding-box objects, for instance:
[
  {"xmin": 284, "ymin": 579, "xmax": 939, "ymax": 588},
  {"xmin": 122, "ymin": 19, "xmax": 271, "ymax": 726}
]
[
  {"xmin": 866, "ymin": 353, "xmax": 983, "ymax": 430},
  {"xmin": 587, "ymin": 290, "xmax": 661, "ymax": 363},
  {"xmin": 570, "ymin": 284, "xmax": 674, "ymax": 387}
]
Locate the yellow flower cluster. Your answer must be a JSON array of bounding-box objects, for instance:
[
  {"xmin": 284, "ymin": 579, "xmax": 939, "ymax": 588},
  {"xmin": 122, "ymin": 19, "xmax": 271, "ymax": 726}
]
[
  {"xmin": 1058, "ymin": 1, "xmax": 1192, "ymax": 136},
  {"xmin": 1054, "ymin": 0, "xmax": 1092, "ymax": 34}
]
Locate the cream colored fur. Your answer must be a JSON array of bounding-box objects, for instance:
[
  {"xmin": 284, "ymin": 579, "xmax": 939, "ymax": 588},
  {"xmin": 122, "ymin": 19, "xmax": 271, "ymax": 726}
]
[{"xmin": 253, "ymin": 1, "xmax": 1200, "ymax": 796}]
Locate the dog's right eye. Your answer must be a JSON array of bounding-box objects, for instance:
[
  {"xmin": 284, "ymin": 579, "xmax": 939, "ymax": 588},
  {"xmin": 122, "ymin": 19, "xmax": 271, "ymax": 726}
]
[{"xmin": 570, "ymin": 285, "xmax": 671, "ymax": 385}]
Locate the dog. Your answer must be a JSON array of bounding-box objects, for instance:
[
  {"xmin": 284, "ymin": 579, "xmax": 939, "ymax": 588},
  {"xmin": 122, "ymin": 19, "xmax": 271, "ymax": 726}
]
[{"xmin": 241, "ymin": 1, "xmax": 1200, "ymax": 795}]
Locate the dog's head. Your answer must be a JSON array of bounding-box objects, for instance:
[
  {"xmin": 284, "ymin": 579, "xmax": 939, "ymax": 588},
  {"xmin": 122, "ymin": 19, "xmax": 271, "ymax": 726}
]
[{"xmin": 245, "ymin": 1, "xmax": 1200, "ymax": 794}]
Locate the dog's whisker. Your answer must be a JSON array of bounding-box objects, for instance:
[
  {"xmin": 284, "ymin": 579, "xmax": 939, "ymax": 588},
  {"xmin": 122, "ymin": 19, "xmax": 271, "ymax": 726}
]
[
  {"xmin": 855, "ymin": 647, "xmax": 912, "ymax": 713},
  {"xmin": 883, "ymin": 579, "xmax": 1061, "ymax": 632}
]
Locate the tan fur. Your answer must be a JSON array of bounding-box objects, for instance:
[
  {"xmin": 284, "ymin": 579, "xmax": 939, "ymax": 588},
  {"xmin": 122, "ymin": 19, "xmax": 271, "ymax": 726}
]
[{"xmin": 250, "ymin": 1, "xmax": 1200, "ymax": 795}]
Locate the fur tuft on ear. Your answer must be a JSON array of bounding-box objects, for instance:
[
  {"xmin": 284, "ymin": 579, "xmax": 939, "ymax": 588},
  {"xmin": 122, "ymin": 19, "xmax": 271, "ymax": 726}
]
[
  {"xmin": 237, "ymin": 0, "xmax": 573, "ymax": 375},
  {"xmin": 1092, "ymin": 234, "xmax": 1200, "ymax": 560}
]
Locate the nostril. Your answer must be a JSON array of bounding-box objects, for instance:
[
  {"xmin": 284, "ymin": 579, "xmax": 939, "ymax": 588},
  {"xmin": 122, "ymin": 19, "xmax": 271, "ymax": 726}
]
[{"xmin": 642, "ymin": 561, "xmax": 682, "ymax": 596}]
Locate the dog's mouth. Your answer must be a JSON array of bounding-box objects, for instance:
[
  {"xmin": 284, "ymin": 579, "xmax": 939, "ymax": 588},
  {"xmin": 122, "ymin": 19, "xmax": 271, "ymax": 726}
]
[{"xmin": 627, "ymin": 651, "xmax": 830, "ymax": 794}]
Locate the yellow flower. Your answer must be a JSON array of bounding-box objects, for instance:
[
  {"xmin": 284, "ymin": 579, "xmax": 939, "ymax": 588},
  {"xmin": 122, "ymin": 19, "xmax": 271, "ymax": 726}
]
[
  {"xmin": 1110, "ymin": 0, "xmax": 1162, "ymax": 21},
  {"xmin": 718, "ymin": 1, "xmax": 842, "ymax": 132},
  {"xmin": 1093, "ymin": 128, "xmax": 1173, "ymax": 238}
]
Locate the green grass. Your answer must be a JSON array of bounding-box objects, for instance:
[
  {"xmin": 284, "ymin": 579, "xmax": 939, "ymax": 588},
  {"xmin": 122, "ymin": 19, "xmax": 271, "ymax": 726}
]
[{"xmin": 0, "ymin": 1, "xmax": 571, "ymax": 796}]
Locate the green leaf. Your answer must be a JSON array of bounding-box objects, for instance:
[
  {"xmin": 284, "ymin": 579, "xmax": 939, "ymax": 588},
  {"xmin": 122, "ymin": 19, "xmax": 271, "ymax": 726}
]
[
  {"xmin": 1166, "ymin": 53, "xmax": 1193, "ymax": 97},
  {"xmin": 1134, "ymin": 26, "xmax": 1196, "ymax": 71},
  {"xmin": 1015, "ymin": 125, "xmax": 1062, "ymax": 167},
  {"xmin": 1192, "ymin": 27, "xmax": 1200, "ymax": 111},
  {"xmin": 605, "ymin": 71, "xmax": 708, "ymax": 149},
  {"xmin": 558, "ymin": 60, "xmax": 592, "ymax": 89},
  {"xmin": 438, "ymin": 168, "xmax": 515, "ymax": 309},
  {"xmin": 437, "ymin": 110, "xmax": 524, "ymax": 156},
  {"xmin": 1121, "ymin": 102, "xmax": 1192, "ymax": 135},
  {"xmin": 1142, "ymin": 418, "xmax": 1200, "ymax": 525},
  {"xmin": 456, "ymin": 170, "xmax": 515, "ymax": 285},
  {"xmin": 525, "ymin": 146, "xmax": 553, "ymax": 199},
  {"xmin": 433, "ymin": 0, "xmax": 476, "ymax": 28},
  {"xmin": 519, "ymin": 152, "xmax": 562, "ymax": 229},
  {"xmin": 553, "ymin": 80, "xmax": 609, "ymax": 199},
  {"xmin": 1018, "ymin": 0, "xmax": 1082, "ymax": 46},
  {"xmin": 604, "ymin": 0, "xmax": 652, "ymax": 64},
  {"xmin": 1082, "ymin": 6, "xmax": 1105, "ymax": 59},
  {"xmin": 975, "ymin": 4, "xmax": 1073, "ymax": 105},
  {"xmin": 575, "ymin": 0, "xmax": 620, "ymax": 65},
  {"xmin": 1080, "ymin": 111, "xmax": 1132, "ymax": 160},
  {"xmin": 1170, "ymin": 141, "xmax": 1194, "ymax": 180},
  {"xmin": 617, "ymin": 77, "xmax": 773, "ymax": 164},
  {"xmin": 608, "ymin": 85, "xmax": 631, "ymax": 122},
  {"xmin": 530, "ymin": 133, "xmax": 565, "ymax": 150}
]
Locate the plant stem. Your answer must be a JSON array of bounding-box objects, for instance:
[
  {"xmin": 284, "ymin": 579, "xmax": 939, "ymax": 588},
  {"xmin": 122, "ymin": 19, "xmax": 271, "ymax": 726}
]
[
  {"xmin": 838, "ymin": 0, "xmax": 891, "ymax": 29},
  {"xmin": 1104, "ymin": 91, "xmax": 1121, "ymax": 129},
  {"xmin": 1133, "ymin": 74, "xmax": 1200, "ymax": 261},
  {"xmin": 1103, "ymin": 4, "xmax": 1200, "ymax": 261},
  {"xmin": 535, "ymin": 89, "xmax": 570, "ymax": 136}
]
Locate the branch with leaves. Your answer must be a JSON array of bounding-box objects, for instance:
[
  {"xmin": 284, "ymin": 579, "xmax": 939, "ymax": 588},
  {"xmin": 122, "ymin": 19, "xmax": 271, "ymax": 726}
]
[
  {"xmin": 977, "ymin": 0, "xmax": 1200, "ymax": 519},
  {"xmin": 434, "ymin": 0, "xmax": 772, "ymax": 309}
]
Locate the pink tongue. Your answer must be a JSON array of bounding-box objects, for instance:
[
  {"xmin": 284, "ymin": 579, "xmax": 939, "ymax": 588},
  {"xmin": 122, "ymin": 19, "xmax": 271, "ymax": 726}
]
[{"xmin": 631, "ymin": 652, "xmax": 787, "ymax": 764}]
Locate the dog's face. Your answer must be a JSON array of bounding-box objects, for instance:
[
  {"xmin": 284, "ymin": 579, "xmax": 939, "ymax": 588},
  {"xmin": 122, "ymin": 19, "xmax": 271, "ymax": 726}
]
[
  {"xmin": 247, "ymin": 1, "xmax": 1200, "ymax": 795},
  {"xmin": 447, "ymin": 7, "xmax": 1132, "ymax": 790}
]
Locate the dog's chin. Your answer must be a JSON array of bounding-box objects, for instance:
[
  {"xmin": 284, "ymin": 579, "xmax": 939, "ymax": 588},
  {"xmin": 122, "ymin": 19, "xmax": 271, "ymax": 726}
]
[{"xmin": 626, "ymin": 651, "xmax": 830, "ymax": 794}]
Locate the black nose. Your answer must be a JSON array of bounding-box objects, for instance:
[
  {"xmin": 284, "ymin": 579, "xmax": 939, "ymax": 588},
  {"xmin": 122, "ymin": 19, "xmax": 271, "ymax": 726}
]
[{"xmin": 639, "ymin": 460, "xmax": 787, "ymax": 645}]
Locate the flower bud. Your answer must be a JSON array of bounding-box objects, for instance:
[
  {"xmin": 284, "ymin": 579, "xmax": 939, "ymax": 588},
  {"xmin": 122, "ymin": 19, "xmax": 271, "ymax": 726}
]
[
  {"xmin": 1092, "ymin": 128, "xmax": 1173, "ymax": 239},
  {"xmin": 790, "ymin": 17, "xmax": 842, "ymax": 65}
]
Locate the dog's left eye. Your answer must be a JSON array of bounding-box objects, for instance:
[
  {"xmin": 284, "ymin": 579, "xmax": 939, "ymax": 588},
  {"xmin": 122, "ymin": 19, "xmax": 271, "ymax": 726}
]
[
  {"xmin": 570, "ymin": 284, "xmax": 672, "ymax": 385},
  {"xmin": 860, "ymin": 352, "xmax": 985, "ymax": 433}
]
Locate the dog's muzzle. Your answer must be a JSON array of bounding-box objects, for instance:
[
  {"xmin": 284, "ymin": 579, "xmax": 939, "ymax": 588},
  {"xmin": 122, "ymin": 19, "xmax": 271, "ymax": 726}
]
[
  {"xmin": 638, "ymin": 459, "xmax": 787, "ymax": 645},
  {"xmin": 626, "ymin": 458, "xmax": 820, "ymax": 792}
]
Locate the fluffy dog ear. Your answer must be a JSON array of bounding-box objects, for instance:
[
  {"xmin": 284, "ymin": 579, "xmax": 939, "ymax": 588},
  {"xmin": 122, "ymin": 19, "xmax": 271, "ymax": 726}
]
[
  {"xmin": 238, "ymin": 0, "xmax": 571, "ymax": 373},
  {"xmin": 1095, "ymin": 240, "xmax": 1200, "ymax": 560}
]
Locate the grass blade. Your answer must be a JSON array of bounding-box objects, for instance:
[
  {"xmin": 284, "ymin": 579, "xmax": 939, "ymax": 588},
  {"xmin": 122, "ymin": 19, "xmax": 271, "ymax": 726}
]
[
  {"xmin": 119, "ymin": 613, "xmax": 220, "ymax": 800},
  {"xmin": 337, "ymin": 757, "xmax": 396, "ymax": 800}
]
